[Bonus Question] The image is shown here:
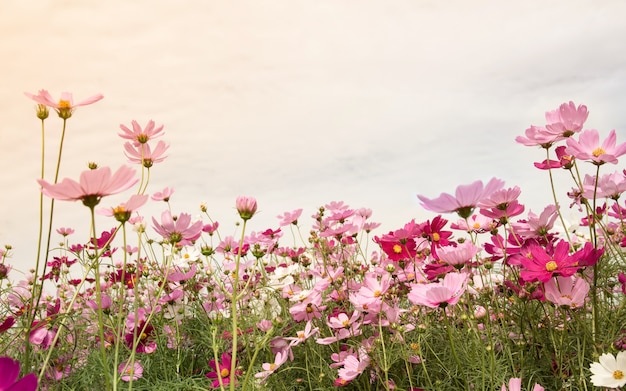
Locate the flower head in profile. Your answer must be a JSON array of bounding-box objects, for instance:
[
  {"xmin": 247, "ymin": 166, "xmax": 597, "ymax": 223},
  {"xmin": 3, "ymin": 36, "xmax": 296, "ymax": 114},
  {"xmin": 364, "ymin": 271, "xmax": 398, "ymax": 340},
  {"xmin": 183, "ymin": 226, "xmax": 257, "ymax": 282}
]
[
  {"xmin": 0, "ymin": 356, "xmax": 38, "ymax": 391},
  {"xmin": 590, "ymin": 351, "xmax": 626, "ymax": 388},
  {"xmin": 408, "ymin": 272, "xmax": 469, "ymax": 308},
  {"xmin": 97, "ymin": 194, "xmax": 149, "ymax": 223},
  {"xmin": 566, "ymin": 129, "xmax": 626, "ymax": 165},
  {"xmin": 236, "ymin": 196, "xmax": 258, "ymax": 221},
  {"xmin": 37, "ymin": 166, "xmax": 138, "ymax": 208},
  {"xmin": 124, "ymin": 140, "xmax": 170, "ymax": 167},
  {"xmin": 417, "ymin": 178, "xmax": 505, "ymax": 218},
  {"xmin": 24, "ymin": 89, "xmax": 103, "ymax": 119},
  {"xmin": 119, "ymin": 120, "xmax": 165, "ymax": 146}
]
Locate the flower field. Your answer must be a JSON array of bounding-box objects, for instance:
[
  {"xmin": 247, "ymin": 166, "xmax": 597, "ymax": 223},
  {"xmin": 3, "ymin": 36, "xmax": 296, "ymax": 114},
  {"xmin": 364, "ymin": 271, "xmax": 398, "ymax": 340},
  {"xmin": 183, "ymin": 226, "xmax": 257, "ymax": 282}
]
[{"xmin": 1, "ymin": 93, "xmax": 625, "ymax": 390}]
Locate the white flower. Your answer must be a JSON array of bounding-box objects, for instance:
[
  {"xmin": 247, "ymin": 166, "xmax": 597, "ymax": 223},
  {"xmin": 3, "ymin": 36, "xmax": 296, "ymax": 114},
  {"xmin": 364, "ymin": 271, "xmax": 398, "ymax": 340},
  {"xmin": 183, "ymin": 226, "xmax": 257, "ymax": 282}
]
[{"xmin": 590, "ymin": 351, "xmax": 626, "ymax": 388}]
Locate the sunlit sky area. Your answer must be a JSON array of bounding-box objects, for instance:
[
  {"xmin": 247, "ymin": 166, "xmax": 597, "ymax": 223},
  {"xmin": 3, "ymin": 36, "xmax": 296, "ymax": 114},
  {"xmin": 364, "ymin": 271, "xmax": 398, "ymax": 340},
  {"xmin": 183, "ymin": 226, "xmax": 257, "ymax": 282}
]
[{"xmin": 1, "ymin": 0, "xmax": 626, "ymax": 272}]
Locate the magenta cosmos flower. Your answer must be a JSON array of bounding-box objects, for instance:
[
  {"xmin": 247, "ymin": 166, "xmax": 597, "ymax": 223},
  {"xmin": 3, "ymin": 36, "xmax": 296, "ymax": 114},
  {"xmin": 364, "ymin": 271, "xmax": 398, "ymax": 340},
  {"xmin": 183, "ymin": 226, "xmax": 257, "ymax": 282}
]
[
  {"xmin": 206, "ymin": 353, "xmax": 242, "ymax": 388},
  {"xmin": 24, "ymin": 89, "xmax": 103, "ymax": 119},
  {"xmin": 417, "ymin": 178, "xmax": 505, "ymax": 218},
  {"xmin": 38, "ymin": 166, "xmax": 138, "ymax": 208},
  {"xmin": 519, "ymin": 240, "xmax": 580, "ymax": 283},
  {"xmin": 0, "ymin": 357, "xmax": 38, "ymax": 391},
  {"xmin": 566, "ymin": 129, "xmax": 626, "ymax": 165}
]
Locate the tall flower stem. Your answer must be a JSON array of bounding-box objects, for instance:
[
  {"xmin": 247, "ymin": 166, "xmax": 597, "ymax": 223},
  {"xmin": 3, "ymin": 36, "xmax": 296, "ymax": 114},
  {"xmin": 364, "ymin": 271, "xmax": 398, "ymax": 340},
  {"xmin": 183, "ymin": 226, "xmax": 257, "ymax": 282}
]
[
  {"xmin": 27, "ymin": 117, "xmax": 68, "ymax": 370},
  {"xmin": 230, "ymin": 219, "xmax": 248, "ymax": 391}
]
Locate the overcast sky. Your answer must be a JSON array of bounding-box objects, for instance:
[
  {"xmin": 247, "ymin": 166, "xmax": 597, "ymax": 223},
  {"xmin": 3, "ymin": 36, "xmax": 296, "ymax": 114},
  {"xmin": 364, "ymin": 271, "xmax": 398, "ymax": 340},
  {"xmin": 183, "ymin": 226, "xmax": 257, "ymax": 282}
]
[{"xmin": 1, "ymin": 0, "xmax": 626, "ymax": 272}]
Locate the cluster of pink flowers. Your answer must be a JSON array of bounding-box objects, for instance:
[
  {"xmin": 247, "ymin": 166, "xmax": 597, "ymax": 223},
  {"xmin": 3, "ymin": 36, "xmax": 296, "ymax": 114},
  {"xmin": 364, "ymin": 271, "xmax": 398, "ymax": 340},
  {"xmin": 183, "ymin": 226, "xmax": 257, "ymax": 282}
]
[{"xmin": 1, "ymin": 95, "xmax": 625, "ymax": 389}]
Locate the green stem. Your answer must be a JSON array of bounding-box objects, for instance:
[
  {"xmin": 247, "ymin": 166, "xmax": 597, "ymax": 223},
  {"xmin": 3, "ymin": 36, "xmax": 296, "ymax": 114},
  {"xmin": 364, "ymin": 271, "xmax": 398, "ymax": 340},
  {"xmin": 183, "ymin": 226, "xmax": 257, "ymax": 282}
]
[{"xmin": 230, "ymin": 219, "xmax": 248, "ymax": 391}]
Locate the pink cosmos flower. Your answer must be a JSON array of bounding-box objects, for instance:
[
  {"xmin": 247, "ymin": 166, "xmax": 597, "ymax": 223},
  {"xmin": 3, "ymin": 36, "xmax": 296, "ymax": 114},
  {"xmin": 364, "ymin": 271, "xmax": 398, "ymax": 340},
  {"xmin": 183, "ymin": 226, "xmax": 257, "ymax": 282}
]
[
  {"xmin": 544, "ymin": 275, "xmax": 589, "ymax": 308},
  {"xmin": 566, "ymin": 129, "xmax": 626, "ymax": 165},
  {"xmin": 151, "ymin": 187, "xmax": 175, "ymax": 202},
  {"xmin": 56, "ymin": 227, "xmax": 75, "ymax": 236},
  {"xmin": 478, "ymin": 186, "xmax": 525, "ymax": 221},
  {"xmin": 519, "ymin": 240, "xmax": 580, "ymax": 283},
  {"xmin": 511, "ymin": 204, "xmax": 559, "ymax": 238},
  {"xmin": 417, "ymin": 178, "xmax": 505, "ymax": 218},
  {"xmin": 97, "ymin": 194, "xmax": 149, "ymax": 223},
  {"xmin": 408, "ymin": 272, "xmax": 468, "ymax": 308},
  {"xmin": 534, "ymin": 146, "xmax": 574, "ymax": 170},
  {"xmin": 37, "ymin": 166, "xmax": 138, "ymax": 207},
  {"xmin": 119, "ymin": 120, "xmax": 165, "ymax": 146},
  {"xmin": 436, "ymin": 241, "xmax": 480, "ymax": 266},
  {"xmin": 254, "ymin": 351, "xmax": 288, "ymax": 383},
  {"xmin": 583, "ymin": 171, "xmax": 626, "ymax": 200},
  {"xmin": 25, "ymin": 89, "xmax": 103, "ymax": 120},
  {"xmin": 336, "ymin": 349, "xmax": 371, "ymax": 384},
  {"xmin": 0, "ymin": 357, "xmax": 38, "ymax": 391},
  {"xmin": 516, "ymin": 125, "xmax": 559, "ymax": 148},
  {"xmin": 119, "ymin": 360, "xmax": 143, "ymax": 382},
  {"xmin": 277, "ymin": 208, "xmax": 303, "ymax": 226},
  {"xmin": 544, "ymin": 101, "xmax": 588, "ymax": 137},
  {"xmin": 124, "ymin": 140, "xmax": 170, "ymax": 167},
  {"xmin": 236, "ymin": 196, "xmax": 258, "ymax": 221},
  {"xmin": 501, "ymin": 377, "xmax": 545, "ymax": 391},
  {"xmin": 152, "ymin": 210, "xmax": 203, "ymax": 246}
]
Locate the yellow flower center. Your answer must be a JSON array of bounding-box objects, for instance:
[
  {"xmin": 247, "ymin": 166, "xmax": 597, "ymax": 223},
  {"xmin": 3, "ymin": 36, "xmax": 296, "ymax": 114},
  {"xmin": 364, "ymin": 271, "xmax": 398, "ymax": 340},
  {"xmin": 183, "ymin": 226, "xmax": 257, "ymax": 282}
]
[
  {"xmin": 342, "ymin": 319, "xmax": 350, "ymax": 327},
  {"xmin": 592, "ymin": 147, "xmax": 606, "ymax": 157},
  {"xmin": 58, "ymin": 99, "xmax": 71, "ymax": 109},
  {"xmin": 432, "ymin": 232, "xmax": 440, "ymax": 241},
  {"xmin": 221, "ymin": 368, "xmax": 230, "ymax": 378},
  {"xmin": 269, "ymin": 363, "xmax": 277, "ymax": 371},
  {"xmin": 545, "ymin": 261, "xmax": 558, "ymax": 272},
  {"xmin": 373, "ymin": 290, "xmax": 381, "ymax": 297},
  {"xmin": 614, "ymin": 370, "xmax": 624, "ymax": 380},
  {"xmin": 473, "ymin": 222, "xmax": 481, "ymax": 229},
  {"xmin": 393, "ymin": 244, "xmax": 403, "ymax": 254},
  {"xmin": 113, "ymin": 206, "xmax": 126, "ymax": 214}
]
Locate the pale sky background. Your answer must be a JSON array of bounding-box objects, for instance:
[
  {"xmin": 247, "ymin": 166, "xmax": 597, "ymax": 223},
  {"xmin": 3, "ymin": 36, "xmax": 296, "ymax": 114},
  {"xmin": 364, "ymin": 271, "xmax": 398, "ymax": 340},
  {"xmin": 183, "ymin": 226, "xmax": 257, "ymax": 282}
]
[{"xmin": 1, "ymin": 0, "xmax": 626, "ymax": 273}]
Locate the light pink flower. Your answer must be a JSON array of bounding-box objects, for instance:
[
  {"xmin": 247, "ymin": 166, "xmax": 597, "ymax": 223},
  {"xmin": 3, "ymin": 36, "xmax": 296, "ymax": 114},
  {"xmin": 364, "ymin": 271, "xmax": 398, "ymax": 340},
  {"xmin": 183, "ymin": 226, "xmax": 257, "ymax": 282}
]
[
  {"xmin": 254, "ymin": 351, "xmax": 288, "ymax": 383},
  {"xmin": 566, "ymin": 129, "xmax": 626, "ymax": 165},
  {"xmin": 337, "ymin": 349, "xmax": 370, "ymax": 383},
  {"xmin": 544, "ymin": 101, "xmax": 588, "ymax": 136},
  {"xmin": 152, "ymin": 210, "xmax": 203, "ymax": 246},
  {"xmin": 544, "ymin": 275, "xmax": 589, "ymax": 308},
  {"xmin": 502, "ymin": 377, "xmax": 544, "ymax": 391},
  {"xmin": 97, "ymin": 194, "xmax": 148, "ymax": 222},
  {"xmin": 24, "ymin": 89, "xmax": 103, "ymax": 119},
  {"xmin": 37, "ymin": 166, "xmax": 138, "ymax": 207},
  {"xmin": 152, "ymin": 187, "xmax": 175, "ymax": 202},
  {"xmin": 436, "ymin": 242, "xmax": 480, "ymax": 266},
  {"xmin": 119, "ymin": 120, "xmax": 165, "ymax": 146},
  {"xmin": 236, "ymin": 196, "xmax": 258, "ymax": 221},
  {"xmin": 408, "ymin": 272, "xmax": 468, "ymax": 308},
  {"xmin": 124, "ymin": 140, "xmax": 169, "ymax": 167},
  {"xmin": 583, "ymin": 171, "xmax": 626, "ymax": 200},
  {"xmin": 119, "ymin": 360, "xmax": 143, "ymax": 382},
  {"xmin": 511, "ymin": 204, "xmax": 559, "ymax": 238},
  {"xmin": 277, "ymin": 208, "xmax": 303, "ymax": 226},
  {"xmin": 417, "ymin": 178, "xmax": 505, "ymax": 218}
]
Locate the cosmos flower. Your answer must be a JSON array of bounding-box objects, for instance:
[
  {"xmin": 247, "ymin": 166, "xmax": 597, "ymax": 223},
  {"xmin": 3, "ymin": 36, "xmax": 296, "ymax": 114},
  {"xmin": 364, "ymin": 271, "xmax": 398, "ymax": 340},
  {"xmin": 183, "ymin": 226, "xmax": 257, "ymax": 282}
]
[
  {"xmin": 119, "ymin": 119, "xmax": 165, "ymax": 146},
  {"xmin": 0, "ymin": 356, "xmax": 38, "ymax": 391},
  {"xmin": 566, "ymin": 129, "xmax": 626, "ymax": 165},
  {"xmin": 37, "ymin": 166, "xmax": 138, "ymax": 208},
  {"xmin": 589, "ymin": 351, "xmax": 626, "ymax": 388},
  {"xmin": 417, "ymin": 178, "xmax": 505, "ymax": 218},
  {"xmin": 24, "ymin": 89, "xmax": 103, "ymax": 119}
]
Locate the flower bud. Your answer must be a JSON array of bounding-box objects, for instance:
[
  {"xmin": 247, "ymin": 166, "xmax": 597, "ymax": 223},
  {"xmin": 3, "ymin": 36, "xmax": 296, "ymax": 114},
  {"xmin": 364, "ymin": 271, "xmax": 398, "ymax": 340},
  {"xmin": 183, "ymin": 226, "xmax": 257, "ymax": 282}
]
[{"xmin": 236, "ymin": 196, "xmax": 257, "ymax": 221}]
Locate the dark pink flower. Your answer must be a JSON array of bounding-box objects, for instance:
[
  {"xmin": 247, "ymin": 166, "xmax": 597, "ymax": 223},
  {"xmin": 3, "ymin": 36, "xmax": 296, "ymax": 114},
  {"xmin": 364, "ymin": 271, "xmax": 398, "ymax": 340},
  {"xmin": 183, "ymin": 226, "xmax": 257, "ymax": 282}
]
[
  {"xmin": 206, "ymin": 353, "xmax": 241, "ymax": 388},
  {"xmin": 0, "ymin": 357, "xmax": 38, "ymax": 391},
  {"xmin": 37, "ymin": 166, "xmax": 138, "ymax": 207},
  {"xmin": 519, "ymin": 240, "xmax": 579, "ymax": 283}
]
